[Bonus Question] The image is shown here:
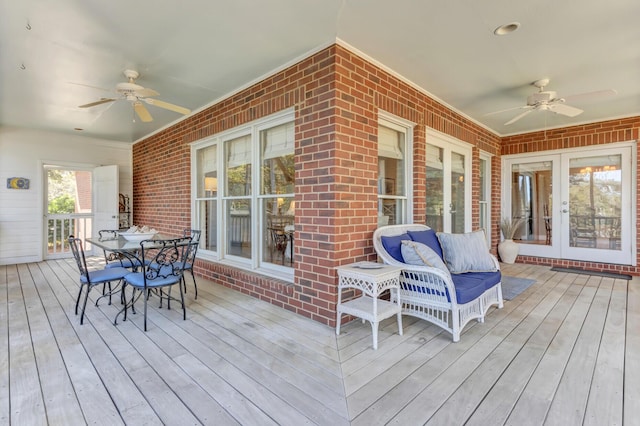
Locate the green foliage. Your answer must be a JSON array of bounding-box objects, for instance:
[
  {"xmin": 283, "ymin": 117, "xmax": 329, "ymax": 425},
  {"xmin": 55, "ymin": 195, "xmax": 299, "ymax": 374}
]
[{"xmin": 48, "ymin": 194, "xmax": 76, "ymax": 214}]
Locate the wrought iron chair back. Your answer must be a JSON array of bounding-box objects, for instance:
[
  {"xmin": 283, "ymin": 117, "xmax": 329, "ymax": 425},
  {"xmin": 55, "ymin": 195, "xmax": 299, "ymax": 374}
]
[{"xmin": 68, "ymin": 235, "xmax": 129, "ymax": 324}]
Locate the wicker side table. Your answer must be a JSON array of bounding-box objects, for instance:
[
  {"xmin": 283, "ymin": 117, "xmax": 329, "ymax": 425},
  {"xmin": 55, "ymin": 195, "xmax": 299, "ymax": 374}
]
[{"xmin": 336, "ymin": 262, "xmax": 403, "ymax": 350}]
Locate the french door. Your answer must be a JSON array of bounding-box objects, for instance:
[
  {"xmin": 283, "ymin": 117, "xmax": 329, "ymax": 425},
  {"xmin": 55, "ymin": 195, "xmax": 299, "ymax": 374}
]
[
  {"xmin": 503, "ymin": 143, "xmax": 635, "ymax": 265},
  {"xmin": 425, "ymin": 129, "xmax": 472, "ymax": 233}
]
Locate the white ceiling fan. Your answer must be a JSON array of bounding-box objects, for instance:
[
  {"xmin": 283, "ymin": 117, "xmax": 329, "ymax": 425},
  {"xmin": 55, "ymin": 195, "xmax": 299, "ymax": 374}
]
[
  {"xmin": 78, "ymin": 69, "xmax": 190, "ymax": 122},
  {"xmin": 487, "ymin": 78, "xmax": 616, "ymax": 126}
]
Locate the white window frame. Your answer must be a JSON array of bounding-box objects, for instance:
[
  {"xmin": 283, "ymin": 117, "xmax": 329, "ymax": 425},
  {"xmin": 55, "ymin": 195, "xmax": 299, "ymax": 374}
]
[
  {"xmin": 191, "ymin": 108, "xmax": 295, "ymax": 281},
  {"xmin": 479, "ymin": 151, "xmax": 493, "ymax": 247},
  {"xmin": 378, "ymin": 111, "xmax": 414, "ymax": 225}
]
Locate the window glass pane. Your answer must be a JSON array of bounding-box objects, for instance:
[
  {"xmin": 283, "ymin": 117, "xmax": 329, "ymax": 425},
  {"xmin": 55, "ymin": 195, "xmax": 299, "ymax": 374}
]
[
  {"xmin": 378, "ymin": 125, "xmax": 405, "ymax": 196},
  {"xmin": 197, "ymin": 145, "xmax": 218, "ymax": 198},
  {"xmin": 226, "ymin": 200, "xmax": 251, "ymax": 258},
  {"xmin": 196, "ymin": 199, "xmax": 217, "ymax": 251},
  {"xmin": 378, "ymin": 123, "xmax": 407, "ymax": 225},
  {"xmin": 511, "ymin": 161, "xmax": 552, "ymax": 245},
  {"xmin": 568, "ymin": 155, "xmax": 621, "ymax": 250},
  {"xmin": 451, "ymin": 151, "xmax": 465, "ymax": 233},
  {"xmin": 261, "ymin": 122, "xmax": 294, "ymax": 195},
  {"xmin": 425, "ymin": 143, "xmax": 444, "ymax": 231},
  {"xmin": 479, "ymin": 158, "xmax": 488, "ymax": 237},
  {"xmin": 262, "ymin": 197, "xmax": 294, "ymax": 266},
  {"xmin": 226, "ymin": 135, "xmax": 252, "ymax": 196}
]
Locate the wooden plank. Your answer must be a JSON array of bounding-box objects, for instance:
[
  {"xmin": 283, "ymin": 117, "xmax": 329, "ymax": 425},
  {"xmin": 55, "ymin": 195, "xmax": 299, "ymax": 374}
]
[
  {"xmin": 1, "ymin": 259, "xmax": 635, "ymax": 426},
  {"xmin": 544, "ymin": 276, "xmax": 613, "ymax": 425},
  {"xmin": 186, "ymin": 293, "xmax": 345, "ymax": 397},
  {"xmin": 352, "ymin": 268, "xmax": 570, "ymax": 425},
  {"xmin": 505, "ymin": 278, "xmax": 597, "ymax": 425},
  {"xmin": 624, "ymin": 276, "xmax": 640, "ymax": 426},
  {"xmin": 7, "ymin": 264, "xmax": 47, "ymax": 425},
  {"xmin": 0, "ymin": 266, "xmax": 10, "ymax": 424},
  {"xmin": 583, "ymin": 278, "xmax": 626, "ymax": 425},
  {"xmin": 422, "ymin": 270, "xmax": 580, "ymax": 425},
  {"xmin": 43, "ymin": 260, "xmax": 164, "ymax": 425},
  {"xmin": 19, "ymin": 263, "xmax": 88, "ymax": 425},
  {"xmin": 168, "ymin": 302, "xmax": 349, "ymax": 424},
  {"xmin": 464, "ymin": 279, "xmax": 584, "ymax": 425}
]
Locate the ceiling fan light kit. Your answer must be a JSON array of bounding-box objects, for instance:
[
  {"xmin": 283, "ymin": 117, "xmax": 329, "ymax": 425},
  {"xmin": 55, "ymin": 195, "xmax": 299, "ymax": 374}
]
[{"xmin": 78, "ymin": 69, "xmax": 190, "ymax": 123}]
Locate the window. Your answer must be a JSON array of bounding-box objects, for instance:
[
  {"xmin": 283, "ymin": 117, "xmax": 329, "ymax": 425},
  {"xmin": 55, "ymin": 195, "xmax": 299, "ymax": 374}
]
[
  {"xmin": 192, "ymin": 109, "xmax": 295, "ymax": 277},
  {"xmin": 378, "ymin": 113, "xmax": 412, "ymax": 226},
  {"xmin": 479, "ymin": 152, "xmax": 492, "ymax": 246}
]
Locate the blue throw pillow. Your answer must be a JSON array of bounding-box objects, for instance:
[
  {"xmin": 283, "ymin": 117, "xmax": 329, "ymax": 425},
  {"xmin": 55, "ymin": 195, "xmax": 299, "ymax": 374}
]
[
  {"xmin": 408, "ymin": 229, "xmax": 443, "ymax": 259},
  {"xmin": 436, "ymin": 230, "xmax": 497, "ymax": 274},
  {"xmin": 381, "ymin": 233, "xmax": 411, "ymax": 262}
]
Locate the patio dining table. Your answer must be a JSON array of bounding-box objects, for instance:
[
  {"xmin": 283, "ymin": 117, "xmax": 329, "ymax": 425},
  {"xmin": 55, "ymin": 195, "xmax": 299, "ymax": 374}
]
[
  {"xmin": 86, "ymin": 232, "xmax": 181, "ymax": 266},
  {"xmin": 85, "ymin": 232, "xmax": 190, "ymax": 325}
]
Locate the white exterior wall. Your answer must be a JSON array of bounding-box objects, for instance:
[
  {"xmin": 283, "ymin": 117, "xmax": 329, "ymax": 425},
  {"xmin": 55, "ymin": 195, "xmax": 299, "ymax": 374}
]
[{"xmin": 0, "ymin": 127, "xmax": 132, "ymax": 265}]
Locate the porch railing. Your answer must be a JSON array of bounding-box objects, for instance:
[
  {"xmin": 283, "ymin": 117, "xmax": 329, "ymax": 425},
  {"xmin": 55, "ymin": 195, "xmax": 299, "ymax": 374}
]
[{"xmin": 47, "ymin": 213, "xmax": 93, "ymax": 258}]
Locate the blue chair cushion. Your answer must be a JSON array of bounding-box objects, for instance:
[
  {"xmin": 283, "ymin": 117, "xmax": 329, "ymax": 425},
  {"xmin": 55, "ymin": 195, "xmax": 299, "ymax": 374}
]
[
  {"xmin": 450, "ymin": 274, "xmax": 489, "ymax": 304},
  {"xmin": 381, "ymin": 233, "xmax": 411, "ymax": 262},
  {"xmin": 408, "ymin": 229, "xmax": 443, "ymax": 260},
  {"xmin": 456, "ymin": 271, "xmax": 502, "ymax": 290},
  {"xmin": 401, "ymin": 270, "xmax": 489, "ymax": 304},
  {"xmin": 81, "ymin": 267, "xmax": 129, "ymax": 284},
  {"xmin": 105, "ymin": 258, "xmax": 145, "ymax": 269},
  {"xmin": 124, "ymin": 271, "xmax": 182, "ymax": 288}
]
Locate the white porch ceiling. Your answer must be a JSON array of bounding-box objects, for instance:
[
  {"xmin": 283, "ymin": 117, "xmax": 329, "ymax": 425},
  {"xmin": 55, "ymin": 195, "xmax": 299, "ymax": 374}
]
[{"xmin": 2, "ymin": 0, "xmax": 639, "ymax": 143}]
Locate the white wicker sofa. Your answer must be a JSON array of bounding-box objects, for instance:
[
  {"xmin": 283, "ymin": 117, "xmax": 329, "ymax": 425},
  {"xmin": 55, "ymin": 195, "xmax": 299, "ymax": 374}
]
[{"xmin": 373, "ymin": 224, "xmax": 503, "ymax": 342}]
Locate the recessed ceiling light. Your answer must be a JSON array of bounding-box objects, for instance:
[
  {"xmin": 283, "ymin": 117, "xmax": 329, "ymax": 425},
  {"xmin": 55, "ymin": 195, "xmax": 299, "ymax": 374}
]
[{"xmin": 494, "ymin": 22, "xmax": 520, "ymax": 36}]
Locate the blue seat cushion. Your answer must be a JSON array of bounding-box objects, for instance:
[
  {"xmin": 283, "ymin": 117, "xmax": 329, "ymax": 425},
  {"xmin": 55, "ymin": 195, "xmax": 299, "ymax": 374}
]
[
  {"xmin": 456, "ymin": 271, "xmax": 502, "ymax": 290},
  {"xmin": 408, "ymin": 229, "xmax": 443, "ymax": 260},
  {"xmin": 450, "ymin": 274, "xmax": 488, "ymax": 304},
  {"xmin": 82, "ymin": 267, "xmax": 129, "ymax": 284},
  {"xmin": 124, "ymin": 271, "xmax": 182, "ymax": 288},
  {"xmin": 381, "ymin": 233, "xmax": 411, "ymax": 262},
  {"xmin": 401, "ymin": 271, "xmax": 488, "ymax": 304}
]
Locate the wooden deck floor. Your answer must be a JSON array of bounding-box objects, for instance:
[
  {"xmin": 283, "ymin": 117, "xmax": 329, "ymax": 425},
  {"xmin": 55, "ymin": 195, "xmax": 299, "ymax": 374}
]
[{"xmin": 1, "ymin": 259, "xmax": 638, "ymax": 425}]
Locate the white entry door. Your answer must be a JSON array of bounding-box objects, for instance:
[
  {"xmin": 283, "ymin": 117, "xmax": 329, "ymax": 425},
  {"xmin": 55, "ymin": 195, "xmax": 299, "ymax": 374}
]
[
  {"xmin": 93, "ymin": 165, "xmax": 120, "ymax": 236},
  {"xmin": 504, "ymin": 143, "xmax": 634, "ymax": 265},
  {"xmin": 425, "ymin": 129, "xmax": 472, "ymax": 233}
]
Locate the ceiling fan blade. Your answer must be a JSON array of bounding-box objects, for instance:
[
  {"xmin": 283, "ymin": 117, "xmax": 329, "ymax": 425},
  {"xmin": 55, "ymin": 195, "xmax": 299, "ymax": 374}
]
[
  {"xmin": 505, "ymin": 109, "xmax": 534, "ymax": 125},
  {"xmin": 143, "ymin": 98, "xmax": 190, "ymax": 115},
  {"xmin": 79, "ymin": 98, "xmax": 116, "ymax": 108},
  {"xmin": 562, "ymin": 89, "xmax": 617, "ymax": 104},
  {"xmin": 68, "ymin": 82, "xmax": 112, "ymax": 92},
  {"xmin": 485, "ymin": 105, "xmax": 531, "ymax": 116},
  {"xmin": 136, "ymin": 87, "xmax": 160, "ymax": 97},
  {"xmin": 548, "ymin": 103, "xmax": 583, "ymax": 117},
  {"xmin": 133, "ymin": 101, "xmax": 153, "ymax": 122}
]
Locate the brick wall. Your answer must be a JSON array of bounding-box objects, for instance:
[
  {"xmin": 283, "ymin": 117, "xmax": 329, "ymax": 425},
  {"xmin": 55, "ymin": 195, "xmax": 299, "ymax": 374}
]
[
  {"xmin": 502, "ymin": 117, "xmax": 640, "ymax": 275},
  {"xmin": 138, "ymin": 43, "xmax": 640, "ymax": 326}
]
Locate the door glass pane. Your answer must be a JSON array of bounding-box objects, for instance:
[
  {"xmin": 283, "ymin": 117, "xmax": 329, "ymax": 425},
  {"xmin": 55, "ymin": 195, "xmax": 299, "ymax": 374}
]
[
  {"xmin": 450, "ymin": 152, "xmax": 465, "ymax": 233},
  {"xmin": 425, "ymin": 144, "xmax": 444, "ymax": 232},
  {"xmin": 511, "ymin": 161, "xmax": 553, "ymax": 245},
  {"xmin": 568, "ymin": 155, "xmax": 621, "ymax": 250},
  {"xmin": 479, "ymin": 158, "xmax": 489, "ymax": 242}
]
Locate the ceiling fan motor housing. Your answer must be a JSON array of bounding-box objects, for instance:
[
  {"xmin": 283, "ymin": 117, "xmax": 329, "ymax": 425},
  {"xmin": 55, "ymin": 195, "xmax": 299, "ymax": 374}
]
[{"xmin": 527, "ymin": 91, "xmax": 557, "ymax": 106}]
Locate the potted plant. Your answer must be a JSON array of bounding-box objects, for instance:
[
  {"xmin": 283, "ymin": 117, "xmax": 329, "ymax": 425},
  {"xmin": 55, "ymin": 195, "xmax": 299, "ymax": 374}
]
[{"xmin": 498, "ymin": 217, "xmax": 523, "ymax": 263}]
